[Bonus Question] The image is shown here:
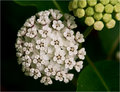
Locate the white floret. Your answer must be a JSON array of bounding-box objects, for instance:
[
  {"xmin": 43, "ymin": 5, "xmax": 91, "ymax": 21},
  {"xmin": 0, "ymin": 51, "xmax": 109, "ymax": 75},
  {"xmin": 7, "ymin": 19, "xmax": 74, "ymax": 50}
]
[
  {"xmin": 63, "ymin": 28, "xmax": 75, "ymax": 41},
  {"xmin": 53, "ymin": 49, "xmax": 65, "ymax": 64},
  {"xmin": 40, "ymin": 76, "xmax": 53, "ymax": 85},
  {"xmin": 52, "ymin": 20, "xmax": 64, "ymax": 31},
  {"xmin": 64, "ymin": 73, "xmax": 74, "ymax": 83},
  {"xmin": 65, "ymin": 57, "xmax": 76, "ymax": 69},
  {"xmin": 26, "ymin": 26, "xmax": 37, "ymax": 38},
  {"xmin": 44, "ymin": 64, "xmax": 56, "ymax": 76},
  {"xmin": 38, "ymin": 25, "xmax": 52, "ymax": 38},
  {"xmin": 55, "ymin": 71, "xmax": 66, "ymax": 81},
  {"xmin": 67, "ymin": 44, "xmax": 78, "ymax": 56},
  {"xmin": 75, "ymin": 32, "xmax": 85, "ymax": 43},
  {"xmin": 74, "ymin": 61, "xmax": 83, "ymax": 72},
  {"xmin": 49, "ymin": 9, "xmax": 63, "ymax": 20},
  {"xmin": 24, "ymin": 16, "xmax": 35, "ymax": 27},
  {"xmin": 78, "ymin": 48, "xmax": 86, "ymax": 60}
]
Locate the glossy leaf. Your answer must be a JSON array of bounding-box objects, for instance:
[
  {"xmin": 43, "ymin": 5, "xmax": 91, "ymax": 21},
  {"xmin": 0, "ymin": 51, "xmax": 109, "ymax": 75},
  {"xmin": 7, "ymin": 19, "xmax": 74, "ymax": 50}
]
[{"xmin": 77, "ymin": 60, "xmax": 119, "ymax": 91}]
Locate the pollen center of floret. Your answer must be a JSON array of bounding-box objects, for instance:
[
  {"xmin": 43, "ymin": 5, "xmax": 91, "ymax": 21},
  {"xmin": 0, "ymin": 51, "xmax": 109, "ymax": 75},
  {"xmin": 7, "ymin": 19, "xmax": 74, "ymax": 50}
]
[
  {"xmin": 56, "ymin": 23, "xmax": 60, "ymax": 27},
  {"xmin": 67, "ymin": 33, "xmax": 71, "ymax": 37},
  {"xmin": 54, "ymin": 40, "xmax": 59, "ymax": 45},
  {"xmin": 70, "ymin": 47, "xmax": 74, "ymax": 52},
  {"xmin": 40, "ymin": 42, "xmax": 44, "ymax": 47},
  {"xmin": 67, "ymin": 61, "xmax": 72, "ymax": 65},
  {"xmin": 48, "ymin": 68, "xmax": 53, "ymax": 72},
  {"xmin": 56, "ymin": 54, "xmax": 62, "ymax": 60},
  {"xmin": 43, "ymin": 30, "xmax": 48, "ymax": 35},
  {"xmin": 38, "ymin": 58, "xmax": 42, "ymax": 63}
]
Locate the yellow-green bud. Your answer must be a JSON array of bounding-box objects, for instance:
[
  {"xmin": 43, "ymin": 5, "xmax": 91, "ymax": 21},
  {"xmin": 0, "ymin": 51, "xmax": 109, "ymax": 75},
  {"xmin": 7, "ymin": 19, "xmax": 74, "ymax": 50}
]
[
  {"xmin": 68, "ymin": 1, "xmax": 73, "ymax": 11},
  {"xmin": 115, "ymin": 12, "xmax": 120, "ymax": 21},
  {"xmin": 87, "ymin": 0, "xmax": 97, "ymax": 6},
  {"xmin": 94, "ymin": 21, "xmax": 104, "ymax": 31},
  {"xmin": 118, "ymin": 0, "xmax": 120, "ymax": 3},
  {"xmin": 114, "ymin": 3, "xmax": 120, "ymax": 12},
  {"xmin": 106, "ymin": 19, "xmax": 116, "ymax": 29},
  {"xmin": 100, "ymin": 0, "xmax": 110, "ymax": 5},
  {"xmin": 85, "ymin": 17, "xmax": 95, "ymax": 26},
  {"xmin": 78, "ymin": 0, "xmax": 87, "ymax": 8},
  {"xmin": 85, "ymin": 7, "xmax": 94, "ymax": 16},
  {"xmin": 76, "ymin": 8, "xmax": 85, "ymax": 18},
  {"xmin": 95, "ymin": 3, "xmax": 104, "ymax": 13},
  {"xmin": 105, "ymin": 4, "xmax": 114, "ymax": 13},
  {"xmin": 110, "ymin": 0, "xmax": 118, "ymax": 5},
  {"xmin": 103, "ymin": 14, "xmax": 112, "ymax": 23},
  {"xmin": 94, "ymin": 13, "xmax": 103, "ymax": 20},
  {"xmin": 72, "ymin": 0, "xmax": 78, "ymax": 9}
]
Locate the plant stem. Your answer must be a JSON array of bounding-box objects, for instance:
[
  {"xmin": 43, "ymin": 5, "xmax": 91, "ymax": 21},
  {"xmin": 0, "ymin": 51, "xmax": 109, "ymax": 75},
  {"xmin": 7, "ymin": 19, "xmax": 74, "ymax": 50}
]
[
  {"xmin": 107, "ymin": 36, "xmax": 120, "ymax": 60},
  {"xmin": 86, "ymin": 55, "xmax": 110, "ymax": 92},
  {"xmin": 52, "ymin": 0, "xmax": 63, "ymax": 13},
  {"xmin": 83, "ymin": 26, "xmax": 94, "ymax": 38}
]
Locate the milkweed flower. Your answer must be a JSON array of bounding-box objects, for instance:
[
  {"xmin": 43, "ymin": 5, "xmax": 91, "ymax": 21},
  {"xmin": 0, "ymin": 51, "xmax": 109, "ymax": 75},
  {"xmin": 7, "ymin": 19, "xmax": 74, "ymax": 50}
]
[
  {"xmin": 69, "ymin": 0, "xmax": 120, "ymax": 31},
  {"xmin": 15, "ymin": 9, "xmax": 86, "ymax": 85}
]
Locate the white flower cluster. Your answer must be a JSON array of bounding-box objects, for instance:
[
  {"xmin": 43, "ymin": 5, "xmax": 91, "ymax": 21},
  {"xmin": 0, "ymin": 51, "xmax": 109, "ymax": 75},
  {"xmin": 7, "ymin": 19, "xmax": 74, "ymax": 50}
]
[{"xmin": 15, "ymin": 9, "xmax": 86, "ymax": 85}]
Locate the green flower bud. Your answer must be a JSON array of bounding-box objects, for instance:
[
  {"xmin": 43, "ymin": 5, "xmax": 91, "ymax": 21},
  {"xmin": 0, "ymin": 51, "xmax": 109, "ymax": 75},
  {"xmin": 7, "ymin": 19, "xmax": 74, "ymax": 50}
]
[
  {"xmin": 110, "ymin": 0, "xmax": 118, "ymax": 5},
  {"xmin": 87, "ymin": 0, "xmax": 97, "ymax": 6},
  {"xmin": 72, "ymin": 0, "xmax": 78, "ymax": 9},
  {"xmin": 115, "ymin": 12, "xmax": 120, "ymax": 21},
  {"xmin": 105, "ymin": 4, "xmax": 114, "ymax": 13},
  {"xmin": 118, "ymin": 0, "xmax": 120, "ymax": 3},
  {"xmin": 95, "ymin": 3, "xmax": 104, "ymax": 13},
  {"xmin": 94, "ymin": 13, "xmax": 103, "ymax": 20},
  {"xmin": 76, "ymin": 8, "xmax": 85, "ymax": 18},
  {"xmin": 94, "ymin": 21, "xmax": 104, "ymax": 31},
  {"xmin": 100, "ymin": 0, "xmax": 110, "ymax": 5},
  {"xmin": 85, "ymin": 17, "xmax": 95, "ymax": 26},
  {"xmin": 106, "ymin": 19, "xmax": 116, "ymax": 29},
  {"xmin": 78, "ymin": 0, "xmax": 87, "ymax": 8},
  {"xmin": 85, "ymin": 7, "xmax": 94, "ymax": 16},
  {"xmin": 114, "ymin": 3, "xmax": 120, "ymax": 12},
  {"xmin": 68, "ymin": 1, "xmax": 73, "ymax": 11},
  {"xmin": 103, "ymin": 14, "xmax": 112, "ymax": 23}
]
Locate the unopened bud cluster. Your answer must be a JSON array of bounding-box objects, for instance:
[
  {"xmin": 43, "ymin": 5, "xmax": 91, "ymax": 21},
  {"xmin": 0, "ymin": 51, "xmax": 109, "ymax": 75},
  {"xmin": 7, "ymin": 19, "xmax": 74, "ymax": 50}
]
[
  {"xmin": 15, "ymin": 9, "xmax": 86, "ymax": 85},
  {"xmin": 69, "ymin": 0, "xmax": 120, "ymax": 31}
]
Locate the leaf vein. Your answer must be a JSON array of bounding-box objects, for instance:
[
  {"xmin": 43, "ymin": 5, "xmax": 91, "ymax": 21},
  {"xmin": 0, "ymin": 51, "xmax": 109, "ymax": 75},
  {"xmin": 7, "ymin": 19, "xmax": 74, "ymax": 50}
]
[{"xmin": 86, "ymin": 55, "xmax": 110, "ymax": 92}]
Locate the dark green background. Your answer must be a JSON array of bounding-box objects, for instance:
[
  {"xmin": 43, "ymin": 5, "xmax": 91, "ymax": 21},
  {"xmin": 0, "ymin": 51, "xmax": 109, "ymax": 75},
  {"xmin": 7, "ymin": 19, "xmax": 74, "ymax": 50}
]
[{"xmin": 1, "ymin": 1, "xmax": 119, "ymax": 91}]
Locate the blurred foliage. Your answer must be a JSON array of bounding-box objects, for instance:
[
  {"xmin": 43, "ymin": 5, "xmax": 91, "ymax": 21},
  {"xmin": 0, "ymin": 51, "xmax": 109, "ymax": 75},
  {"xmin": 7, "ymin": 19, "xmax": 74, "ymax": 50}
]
[{"xmin": 1, "ymin": 0, "xmax": 119, "ymax": 91}]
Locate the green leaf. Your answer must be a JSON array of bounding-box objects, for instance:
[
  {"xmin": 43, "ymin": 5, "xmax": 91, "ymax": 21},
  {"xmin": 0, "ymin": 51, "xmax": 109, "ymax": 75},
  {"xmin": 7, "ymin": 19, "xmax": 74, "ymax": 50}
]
[
  {"xmin": 98, "ymin": 21, "xmax": 120, "ymax": 55},
  {"xmin": 77, "ymin": 60, "xmax": 119, "ymax": 91},
  {"xmin": 13, "ymin": 0, "xmax": 69, "ymax": 13},
  {"xmin": 14, "ymin": 1, "xmax": 56, "ymax": 11}
]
